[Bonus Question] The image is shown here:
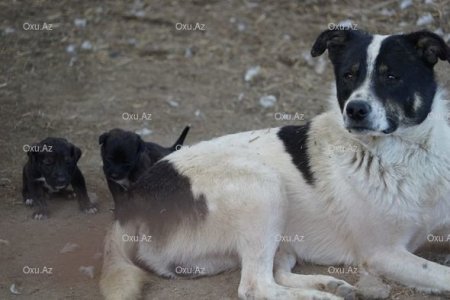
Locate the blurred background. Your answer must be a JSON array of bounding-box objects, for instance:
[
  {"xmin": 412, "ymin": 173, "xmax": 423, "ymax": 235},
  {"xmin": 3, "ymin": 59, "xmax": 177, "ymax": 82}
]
[{"xmin": 0, "ymin": 0, "xmax": 449, "ymax": 299}]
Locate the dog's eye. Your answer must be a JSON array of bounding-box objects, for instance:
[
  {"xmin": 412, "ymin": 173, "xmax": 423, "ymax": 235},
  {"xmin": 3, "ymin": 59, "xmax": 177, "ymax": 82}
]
[
  {"xmin": 343, "ymin": 72, "xmax": 354, "ymax": 80},
  {"xmin": 386, "ymin": 74, "xmax": 399, "ymax": 82},
  {"xmin": 42, "ymin": 158, "xmax": 54, "ymax": 165}
]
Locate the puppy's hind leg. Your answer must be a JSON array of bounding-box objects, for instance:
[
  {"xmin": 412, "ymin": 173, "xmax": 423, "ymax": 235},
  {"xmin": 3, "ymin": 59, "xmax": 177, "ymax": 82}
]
[
  {"xmin": 100, "ymin": 222, "xmax": 147, "ymax": 300},
  {"xmin": 235, "ymin": 174, "xmax": 341, "ymax": 300}
]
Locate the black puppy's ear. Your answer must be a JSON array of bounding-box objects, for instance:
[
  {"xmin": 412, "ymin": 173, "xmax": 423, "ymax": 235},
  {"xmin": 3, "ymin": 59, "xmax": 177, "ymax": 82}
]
[
  {"xmin": 136, "ymin": 135, "xmax": 145, "ymax": 154},
  {"xmin": 404, "ymin": 31, "xmax": 450, "ymax": 66},
  {"xmin": 311, "ymin": 29, "xmax": 356, "ymax": 62},
  {"xmin": 99, "ymin": 132, "xmax": 109, "ymax": 145},
  {"xmin": 72, "ymin": 145, "xmax": 82, "ymax": 162},
  {"xmin": 27, "ymin": 143, "xmax": 38, "ymax": 162}
]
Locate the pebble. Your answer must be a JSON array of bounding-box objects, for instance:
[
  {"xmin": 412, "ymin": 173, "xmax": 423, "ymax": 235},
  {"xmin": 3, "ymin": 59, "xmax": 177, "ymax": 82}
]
[
  {"xmin": 135, "ymin": 128, "xmax": 152, "ymax": 136},
  {"xmin": 74, "ymin": 18, "xmax": 87, "ymax": 28},
  {"xmin": 81, "ymin": 41, "xmax": 93, "ymax": 51},
  {"xmin": 416, "ymin": 13, "xmax": 433, "ymax": 26},
  {"xmin": 259, "ymin": 95, "xmax": 277, "ymax": 108},
  {"xmin": 244, "ymin": 66, "xmax": 261, "ymax": 82},
  {"xmin": 79, "ymin": 266, "xmax": 95, "ymax": 279},
  {"xmin": 60, "ymin": 242, "xmax": 80, "ymax": 254}
]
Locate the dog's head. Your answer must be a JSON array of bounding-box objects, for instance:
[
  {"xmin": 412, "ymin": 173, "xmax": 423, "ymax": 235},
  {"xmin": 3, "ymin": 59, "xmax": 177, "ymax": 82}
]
[
  {"xmin": 28, "ymin": 137, "xmax": 81, "ymax": 190},
  {"xmin": 312, "ymin": 29, "xmax": 450, "ymax": 136},
  {"xmin": 99, "ymin": 129, "xmax": 145, "ymax": 182}
]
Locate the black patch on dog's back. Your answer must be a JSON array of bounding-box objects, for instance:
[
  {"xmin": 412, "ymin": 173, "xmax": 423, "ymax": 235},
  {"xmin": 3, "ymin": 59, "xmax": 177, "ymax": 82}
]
[
  {"xmin": 277, "ymin": 124, "xmax": 315, "ymax": 185},
  {"xmin": 116, "ymin": 160, "xmax": 208, "ymax": 244}
]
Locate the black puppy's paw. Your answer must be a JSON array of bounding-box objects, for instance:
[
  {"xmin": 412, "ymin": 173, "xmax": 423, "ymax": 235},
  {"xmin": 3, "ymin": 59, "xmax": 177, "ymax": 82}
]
[
  {"xmin": 24, "ymin": 198, "xmax": 34, "ymax": 206},
  {"xmin": 32, "ymin": 210, "xmax": 49, "ymax": 220},
  {"xmin": 81, "ymin": 202, "xmax": 98, "ymax": 215}
]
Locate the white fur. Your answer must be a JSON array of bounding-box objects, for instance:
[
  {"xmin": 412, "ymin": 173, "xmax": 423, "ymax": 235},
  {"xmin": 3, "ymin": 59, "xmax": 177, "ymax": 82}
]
[{"xmin": 344, "ymin": 35, "xmax": 391, "ymax": 132}]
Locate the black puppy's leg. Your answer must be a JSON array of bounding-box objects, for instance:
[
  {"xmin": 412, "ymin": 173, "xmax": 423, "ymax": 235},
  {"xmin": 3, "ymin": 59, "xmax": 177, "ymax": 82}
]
[
  {"xmin": 22, "ymin": 166, "xmax": 34, "ymax": 206},
  {"xmin": 107, "ymin": 179, "xmax": 128, "ymax": 207},
  {"xmin": 72, "ymin": 167, "xmax": 98, "ymax": 214},
  {"xmin": 27, "ymin": 181, "xmax": 49, "ymax": 220}
]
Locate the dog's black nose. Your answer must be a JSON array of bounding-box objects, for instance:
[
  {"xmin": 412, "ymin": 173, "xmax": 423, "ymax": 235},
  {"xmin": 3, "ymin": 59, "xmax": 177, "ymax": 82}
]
[
  {"xmin": 56, "ymin": 176, "xmax": 67, "ymax": 185},
  {"xmin": 346, "ymin": 101, "xmax": 372, "ymax": 121}
]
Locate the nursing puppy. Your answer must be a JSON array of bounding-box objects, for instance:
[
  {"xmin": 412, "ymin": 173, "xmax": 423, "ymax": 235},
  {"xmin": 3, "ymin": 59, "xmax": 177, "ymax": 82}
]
[
  {"xmin": 100, "ymin": 29, "xmax": 450, "ymax": 300},
  {"xmin": 99, "ymin": 126, "xmax": 190, "ymax": 204},
  {"xmin": 22, "ymin": 137, "xmax": 97, "ymax": 220}
]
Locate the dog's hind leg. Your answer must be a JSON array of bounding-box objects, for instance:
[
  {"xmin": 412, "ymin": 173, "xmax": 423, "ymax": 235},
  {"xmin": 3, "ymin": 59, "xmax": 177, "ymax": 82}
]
[
  {"xmin": 100, "ymin": 222, "xmax": 147, "ymax": 300},
  {"xmin": 235, "ymin": 175, "xmax": 343, "ymax": 300},
  {"xmin": 274, "ymin": 247, "xmax": 355, "ymax": 299}
]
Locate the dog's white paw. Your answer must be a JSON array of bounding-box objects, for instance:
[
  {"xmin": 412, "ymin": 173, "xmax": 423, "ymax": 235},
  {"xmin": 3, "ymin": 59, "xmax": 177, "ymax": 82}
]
[
  {"xmin": 84, "ymin": 206, "xmax": 98, "ymax": 214},
  {"xmin": 25, "ymin": 199, "xmax": 33, "ymax": 206},
  {"xmin": 33, "ymin": 212, "xmax": 48, "ymax": 220},
  {"xmin": 325, "ymin": 280, "xmax": 356, "ymax": 300}
]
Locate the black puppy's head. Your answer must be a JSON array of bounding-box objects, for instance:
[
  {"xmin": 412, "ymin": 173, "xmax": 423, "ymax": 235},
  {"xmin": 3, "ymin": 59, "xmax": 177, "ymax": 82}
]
[
  {"xmin": 28, "ymin": 137, "xmax": 81, "ymax": 190},
  {"xmin": 99, "ymin": 129, "xmax": 145, "ymax": 182},
  {"xmin": 312, "ymin": 28, "xmax": 450, "ymax": 136}
]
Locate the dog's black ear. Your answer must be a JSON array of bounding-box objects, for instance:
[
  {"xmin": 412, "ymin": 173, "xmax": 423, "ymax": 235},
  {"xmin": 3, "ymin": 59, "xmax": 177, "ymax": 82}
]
[
  {"xmin": 404, "ymin": 31, "xmax": 450, "ymax": 66},
  {"xmin": 99, "ymin": 132, "xmax": 109, "ymax": 145},
  {"xmin": 136, "ymin": 135, "xmax": 145, "ymax": 154},
  {"xmin": 72, "ymin": 145, "xmax": 82, "ymax": 162},
  {"xmin": 27, "ymin": 142, "xmax": 39, "ymax": 162},
  {"xmin": 311, "ymin": 29, "xmax": 356, "ymax": 62}
]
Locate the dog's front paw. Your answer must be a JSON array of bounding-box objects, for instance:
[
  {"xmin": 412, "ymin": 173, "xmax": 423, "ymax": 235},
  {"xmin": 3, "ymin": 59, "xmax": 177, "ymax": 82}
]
[
  {"xmin": 81, "ymin": 202, "xmax": 98, "ymax": 215},
  {"xmin": 32, "ymin": 210, "xmax": 48, "ymax": 220},
  {"xmin": 24, "ymin": 198, "xmax": 34, "ymax": 206},
  {"xmin": 325, "ymin": 280, "xmax": 356, "ymax": 300}
]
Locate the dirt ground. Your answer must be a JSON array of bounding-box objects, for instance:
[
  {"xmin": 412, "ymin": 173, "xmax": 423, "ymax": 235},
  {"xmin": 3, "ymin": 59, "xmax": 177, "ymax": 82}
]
[{"xmin": 1, "ymin": 0, "xmax": 450, "ymax": 299}]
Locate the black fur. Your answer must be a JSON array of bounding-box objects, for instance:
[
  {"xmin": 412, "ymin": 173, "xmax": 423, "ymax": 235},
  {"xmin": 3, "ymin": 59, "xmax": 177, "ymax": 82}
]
[
  {"xmin": 22, "ymin": 137, "xmax": 96, "ymax": 219},
  {"xmin": 311, "ymin": 28, "xmax": 372, "ymax": 112},
  {"xmin": 277, "ymin": 124, "xmax": 315, "ymax": 185},
  {"xmin": 312, "ymin": 29, "xmax": 450, "ymax": 133},
  {"xmin": 117, "ymin": 160, "xmax": 208, "ymax": 246},
  {"xmin": 99, "ymin": 126, "xmax": 190, "ymax": 205}
]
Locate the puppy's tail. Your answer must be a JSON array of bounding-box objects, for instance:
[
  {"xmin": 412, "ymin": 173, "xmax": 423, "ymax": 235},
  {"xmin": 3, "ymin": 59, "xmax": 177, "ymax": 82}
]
[
  {"xmin": 170, "ymin": 125, "xmax": 190, "ymax": 151},
  {"xmin": 100, "ymin": 221, "xmax": 147, "ymax": 300}
]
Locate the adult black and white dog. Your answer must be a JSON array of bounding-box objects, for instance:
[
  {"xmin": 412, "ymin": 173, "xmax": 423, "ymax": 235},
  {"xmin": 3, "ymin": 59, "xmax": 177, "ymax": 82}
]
[{"xmin": 100, "ymin": 29, "xmax": 450, "ymax": 300}]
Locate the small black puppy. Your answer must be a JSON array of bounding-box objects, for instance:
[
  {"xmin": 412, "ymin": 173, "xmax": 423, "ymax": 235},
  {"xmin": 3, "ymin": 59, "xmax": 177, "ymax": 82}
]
[
  {"xmin": 22, "ymin": 137, "xmax": 97, "ymax": 219},
  {"xmin": 99, "ymin": 126, "xmax": 190, "ymax": 204}
]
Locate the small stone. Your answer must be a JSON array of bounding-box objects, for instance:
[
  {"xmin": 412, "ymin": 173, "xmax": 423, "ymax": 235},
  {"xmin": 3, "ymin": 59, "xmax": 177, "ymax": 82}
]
[
  {"xmin": 74, "ymin": 18, "xmax": 87, "ymax": 28},
  {"xmin": 60, "ymin": 242, "xmax": 80, "ymax": 254},
  {"xmin": 244, "ymin": 66, "xmax": 261, "ymax": 82},
  {"xmin": 81, "ymin": 41, "xmax": 93, "ymax": 50},
  {"xmin": 400, "ymin": 0, "xmax": 412, "ymax": 10},
  {"xmin": 79, "ymin": 266, "xmax": 95, "ymax": 279},
  {"xmin": 66, "ymin": 44, "xmax": 76, "ymax": 54},
  {"xmin": 259, "ymin": 95, "xmax": 277, "ymax": 108},
  {"xmin": 167, "ymin": 99, "xmax": 180, "ymax": 108},
  {"xmin": 135, "ymin": 128, "xmax": 152, "ymax": 136},
  {"xmin": 10, "ymin": 284, "xmax": 21, "ymax": 295},
  {"xmin": 416, "ymin": 13, "xmax": 433, "ymax": 26}
]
